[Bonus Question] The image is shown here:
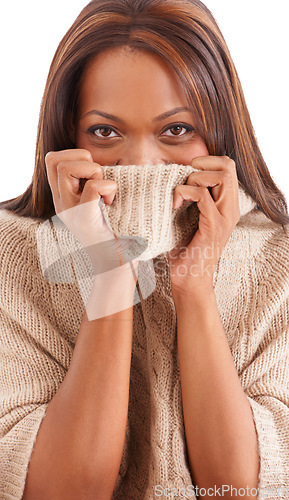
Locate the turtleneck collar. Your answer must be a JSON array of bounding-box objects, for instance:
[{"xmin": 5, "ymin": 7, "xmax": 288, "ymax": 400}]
[
  {"xmin": 100, "ymin": 163, "xmax": 257, "ymax": 261},
  {"xmin": 36, "ymin": 163, "xmax": 258, "ymax": 285}
]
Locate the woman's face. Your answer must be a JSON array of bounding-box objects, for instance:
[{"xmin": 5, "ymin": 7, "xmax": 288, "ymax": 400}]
[{"xmin": 72, "ymin": 46, "xmax": 209, "ymax": 166}]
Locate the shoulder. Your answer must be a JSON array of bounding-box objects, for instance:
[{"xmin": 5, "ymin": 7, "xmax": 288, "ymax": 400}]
[
  {"xmin": 239, "ymin": 209, "xmax": 289, "ymax": 305},
  {"xmin": 235, "ymin": 208, "xmax": 289, "ymax": 264},
  {"xmin": 218, "ymin": 210, "xmax": 289, "ymax": 350},
  {"xmin": 0, "ymin": 209, "xmax": 44, "ymax": 283},
  {"xmin": 218, "ymin": 209, "xmax": 289, "ymax": 304},
  {"xmin": 0, "ymin": 208, "xmax": 86, "ymax": 287},
  {"xmin": 245, "ymin": 210, "xmax": 289, "ymax": 274},
  {"xmin": 0, "ymin": 208, "xmax": 43, "ymax": 247}
]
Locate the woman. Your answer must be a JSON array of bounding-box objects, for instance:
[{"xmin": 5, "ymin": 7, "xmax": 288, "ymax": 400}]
[{"xmin": 0, "ymin": 0, "xmax": 288, "ymax": 499}]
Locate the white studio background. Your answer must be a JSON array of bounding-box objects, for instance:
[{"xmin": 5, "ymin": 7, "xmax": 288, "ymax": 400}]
[{"xmin": 0, "ymin": 1, "xmax": 288, "ymax": 203}]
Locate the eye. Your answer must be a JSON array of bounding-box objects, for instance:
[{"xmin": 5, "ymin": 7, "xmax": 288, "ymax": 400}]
[
  {"xmin": 161, "ymin": 123, "xmax": 195, "ymax": 137},
  {"xmin": 87, "ymin": 126, "xmax": 120, "ymax": 138}
]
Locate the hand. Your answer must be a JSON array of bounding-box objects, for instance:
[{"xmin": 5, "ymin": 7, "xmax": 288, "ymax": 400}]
[
  {"xmin": 45, "ymin": 148, "xmax": 138, "ymax": 278},
  {"xmin": 168, "ymin": 156, "xmax": 240, "ymax": 300}
]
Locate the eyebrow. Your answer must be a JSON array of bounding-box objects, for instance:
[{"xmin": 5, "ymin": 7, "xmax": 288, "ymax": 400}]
[
  {"xmin": 80, "ymin": 110, "xmax": 125, "ymax": 123},
  {"xmin": 80, "ymin": 106, "xmax": 193, "ymax": 123},
  {"xmin": 153, "ymin": 107, "xmax": 193, "ymax": 122}
]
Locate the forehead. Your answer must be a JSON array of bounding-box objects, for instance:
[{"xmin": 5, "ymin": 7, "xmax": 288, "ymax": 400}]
[
  {"xmin": 78, "ymin": 46, "xmax": 188, "ymax": 109},
  {"xmin": 82, "ymin": 46, "xmax": 174, "ymax": 76}
]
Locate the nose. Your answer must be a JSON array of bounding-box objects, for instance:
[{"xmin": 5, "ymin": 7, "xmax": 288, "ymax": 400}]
[{"xmin": 115, "ymin": 139, "xmax": 168, "ymax": 166}]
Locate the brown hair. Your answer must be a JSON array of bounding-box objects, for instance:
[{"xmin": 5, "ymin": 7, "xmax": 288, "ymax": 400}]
[{"xmin": 1, "ymin": 0, "xmax": 288, "ymax": 226}]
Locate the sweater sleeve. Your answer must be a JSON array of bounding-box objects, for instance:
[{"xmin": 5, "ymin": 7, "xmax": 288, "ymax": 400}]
[
  {"xmin": 0, "ymin": 404, "xmax": 49, "ymax": 499},
  {"xmin": 240, "ymin": 231, "xmax": 289, "ymax": 500},
  {"xmin": 0, "ymin": 210, "xmax": 78, "ymax": 500}
]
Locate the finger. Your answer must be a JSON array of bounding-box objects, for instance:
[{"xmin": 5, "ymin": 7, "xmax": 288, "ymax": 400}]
[
  {"xmin": 45, "ymin": 149, "xmax": 93, "ymax": 202},
  {"xmin": 80, "ymin": 177, "xmax": 118, "ymax": 205},
  {"xmin": 45, "ymin": 152, "xmax": 60, "ymax": 203},
  {"xmin": 185, "ymin": 170, "xmax": 238, "ymax": 216},
  {"xmin": 187, "ymin": 170, "xmax": 224, "ymax": 188},
  {"xmin": 190, "ymin": 155, "xmax": 236, "ymax": 172},
  {"xmin": 58, "ymin": 177, "xmax": 117, "ymax": 210},
  {"xmin": 57, "ymin": 160, "xmax": 103, "ymax": 209},
  {"xmin": 190, "ymin": 155, "xmax": 239, "ymax": 201},
  {"xmin": 173, "ymin": 184, "xmax": 218, "ymax": 218}
]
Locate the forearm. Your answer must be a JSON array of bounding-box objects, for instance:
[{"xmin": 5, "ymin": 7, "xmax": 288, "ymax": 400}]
[
  {"xmin": 175, "ymin": 291, "xmax": 259, "ymax": 498},
  {"xmin": 23, "ymin": 265, "xmax": 136, "ymax": 499}
]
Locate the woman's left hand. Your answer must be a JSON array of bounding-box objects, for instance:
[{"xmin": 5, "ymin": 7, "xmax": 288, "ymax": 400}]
[{"xmin": 168, "ymin": 155, "xmax": 240, "ymax": 301}]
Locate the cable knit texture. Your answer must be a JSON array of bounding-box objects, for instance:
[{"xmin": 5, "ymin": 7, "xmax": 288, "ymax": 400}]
[{"xmin": 0, "ymin": 163, "xmax": 289, "ymax": 500}]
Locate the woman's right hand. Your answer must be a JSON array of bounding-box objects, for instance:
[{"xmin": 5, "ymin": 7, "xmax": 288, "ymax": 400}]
[
  {"xmin": 45, "ymin": 149, "xmax": 138, "ymax": 277},
  {"xmin": 45, "ymin": 148, "xmax": 118, "ymax": 249},
  {"xmin": 45, "ymin": 148, "xmax": 138, "ymax": 316}
]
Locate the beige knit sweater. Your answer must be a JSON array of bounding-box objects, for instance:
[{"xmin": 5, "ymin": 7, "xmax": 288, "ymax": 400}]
[{"xmin": 0, "ymin": 163, "xmax": 289, "ymax": 500}]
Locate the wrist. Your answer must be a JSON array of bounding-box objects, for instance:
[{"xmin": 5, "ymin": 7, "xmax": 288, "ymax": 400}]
[
  {"xmin": 85, "ymin": 239, "xmax": 121, "ymax": 274},
  {"xmin": 84, "ymin": 235, "xmax": 138, "ymax": 275},
  {"xmin": 93, "ymin": 259, "xmax": 138, "ymax": 285},
  {"xmin": 85, "ymin": 260, "xmax": 139, "ymax": 321},
  {"xmin": 173, "ymin": 283, "xmax": 216, "ymax": 311}
]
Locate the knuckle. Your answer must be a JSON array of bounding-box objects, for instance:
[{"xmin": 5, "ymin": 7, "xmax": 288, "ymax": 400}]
[
  {"xmin": 191, "ymin": 157, "xmax": 204, "ymax": 169},
  {"xmin": 223, "ymin": 156, "xmax": 236, "ymax": 169},
  {"xmin": 78, "ymin": 148, "xmax": 93, "ymax": 162},
  {"xmin": 90, "ymin": 166, "xmax": 104, "ymax": 180},
  {"xmin": 95, "ymin": 165, "xmax": 103, "ymax": 175},
  {"xmin": 45, "ymin": 151, "xmax": 55, "ymax": 167},
  {"xmin": 187, "ymin": 171, "xmax": 198, "ymax": 183}
]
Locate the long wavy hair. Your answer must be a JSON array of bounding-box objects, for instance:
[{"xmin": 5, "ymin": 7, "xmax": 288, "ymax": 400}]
[{"xmin": 1, "ymin": 0, "xmax": 288, "ymax": 226}]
